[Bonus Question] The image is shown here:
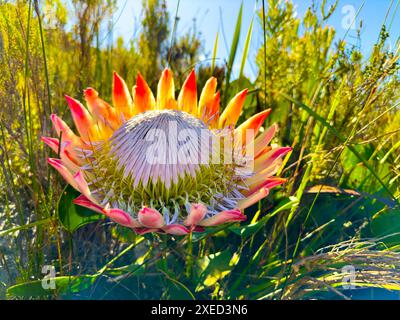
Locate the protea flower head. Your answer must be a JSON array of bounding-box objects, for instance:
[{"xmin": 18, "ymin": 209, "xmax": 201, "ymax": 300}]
[{"xmin": 43, "ymin": 68, "xmax": 291, "ymax": 236}]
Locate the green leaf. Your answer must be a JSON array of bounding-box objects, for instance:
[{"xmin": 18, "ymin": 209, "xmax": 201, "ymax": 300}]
[
  {"xmin": 103, "ymin": 263, "xmax": 146, "ymax": 277},
  {"xmin": 191, "ymin": 224, "xmax": 231, "ymax": 242},
  {"xmin": 229, "ymin": 76, "xmax": 253, "ymax": 93},
  {"xmin": 6, "ymin": 275, "xmax": 97, "ymax": 298},
  {"xmin": 229, "ymin": 197, "xmax": 299, "ymax": 238},
  {"xmin": 370, "ymin": 209, "xmax": 400, "ymax": 247},
  {"xmin": 195, "ymin": 250, "xmax": 240, "ymax": 291},
  {"xmin": 340, "ymin": 143, "xmax": 391, "ymax": 193},
  {"xmin": 57, "ymin": 185, "xmax": 104, "ymax": 233},
  {"xmin": 111, "ymin": 225, "xmax": 138, "ymax": 243},
  {"xmin": 159, "ymin": 269, "xmax": 195, "ymax": 300}
]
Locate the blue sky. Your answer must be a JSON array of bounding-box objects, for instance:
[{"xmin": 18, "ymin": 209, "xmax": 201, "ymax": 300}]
[{"xmin": 99, "ymin": 0, "xmax": 400, "ymax": 80}]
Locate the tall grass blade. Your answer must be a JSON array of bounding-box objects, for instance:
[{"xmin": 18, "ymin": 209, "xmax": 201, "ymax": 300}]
[
  {"xmin": 223, "ymin": 2, "xmax": 243, "ymax": 103},
  {"xmin": 238, "ymin": 16, "xmax": 253, "ymax": 81},
  {"xmin": 211, "ymin": 31, "xmax": 219, "ymax": 73}
]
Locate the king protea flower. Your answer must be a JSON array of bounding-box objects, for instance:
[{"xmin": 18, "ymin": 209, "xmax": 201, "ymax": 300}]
[{"xmin": 43, "ymin": 68, "xmax": 291, "ymax": 236}]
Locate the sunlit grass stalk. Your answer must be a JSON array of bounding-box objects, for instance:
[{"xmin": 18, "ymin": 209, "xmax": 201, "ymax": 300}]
[
  {"xmin": 33, "ymin": 0, "xmax": 51, "ymax": 117},
  {"xmin": 185, "ymin": 231, "xmax": 194, "ymax": 279},
  {"xmin": 22, "ymin": 0, "xmax": 45, "ymax": 278},
  {"xmin": 33, "ymin": 0, "xmax": 54, "ymax": 224},
  {"xmin": 0, "ymin": 123, "xmax": 25, "ymax": 228},
  {"xmin": 238, "ymin": 16, "xmax": 253, "ymax": 83},
  {"xmin": 223, "ymin": 2, "xmax": 242, "ymax": 106},
  {"xmin": 211, "ymin": 31, "xmax": 219, "ymax": 74}
]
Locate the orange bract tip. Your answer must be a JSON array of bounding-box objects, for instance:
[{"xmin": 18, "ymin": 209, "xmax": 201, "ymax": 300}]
[
  {"xmin": 135, "ymin": 73, "xmax": 148, "ymax": 96},
  {"xmin": 83, "ymin": 87, "xmax": 98, "ymax": 98},
  {"xmin": 73, "ymin": 171, "xmax": 96, "ymax": 204},
  {"xmin": 50, "ymin": 114, "xmax": 81, "ymax": 144},
  {"xmin": 236, "ymin": 109, "xmax": 271, "ymax": 144},
  {"xmin": 138, "ymin": 207, "xmax": 165, "ymax": 228},
  {"xmin": 65, "ymin": 95, "xmax": 85, "ymax": 118},
  {"xmin": 198, "ymin": 77, "xmax": 218, "ymax": 118},
  {"xmin": 219, "ymin": 88, "xmax": 248, "ymax": 128},
  {"xmin": 112, "ymin": 72, "xmax": 133, "ymax": 117},
  {"xmin": 103, "ymin": 207, "xmax": 142, "ymax": 228},
  {"xmin": 203, "ymin": 91, "xmax": 221, "ymax": 127},
  {"xmin": 254, "ymin": 146, "xmax": 292, "ymax": 172},
  {"xmin": 83, "ymin": 87, "xmax": 121, "ymax": 133},
  {"xmin": 47, "ymin": 157, "xmax": 79, "ymax": 190},
  {"xmin": 133, "ymin": 72, "xmax": 156, "ymax": 113},
  {"xmin": 73, "ymin": 194, "xmax": 104, "ymax": 214},
  {"xmin": 237, "ymin": 187, "xmax": 269, "ymax": 210},
  {"xmin": 198, "ymin": 209, "xmax": 246, "ymax": 227},
  {"xmin": 245, "ymin": 177, "xmax": 288, "ymax": 196},
  {"xmin": 183, "ymin": 203, "xmax": 207, "ymax": 227},
  {"xmin": 185, "ymin": 69, "xmax": 197, "ymax": 91},
  {"xmin": 178, "ymin": 69, "xmax": 197, "ymax": 114},
  {"xmin": 157, "ymin": 68, "xmax": 176, "ymax": 109},
  {"xmin": 64, "ymin": 95, "xmax": 93, "ymax": 141},
  {"xmin": 41, "ymin": 136, "xmax": 59, "ymax": 153},
  {"xmin": 254, "ymin": 124, "xmax": 278, "ymax": 157},
  {"xmin": 162, "ymin": 224, "xmax": 190, "ymax": 235},
  {"xmin": 249, "ymin": 158, "xmax": 284, "ymax": 186}
]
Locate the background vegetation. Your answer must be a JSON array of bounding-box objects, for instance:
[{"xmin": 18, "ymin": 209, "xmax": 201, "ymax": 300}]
[{"xmin": 0, "ymin": 0, "xmax": 399, "ymax": 299}]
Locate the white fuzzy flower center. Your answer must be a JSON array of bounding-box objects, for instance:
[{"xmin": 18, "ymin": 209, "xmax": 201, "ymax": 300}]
[{"xmin": 109, "ymin": 110, "xmax": 214, "ymax": 188}]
